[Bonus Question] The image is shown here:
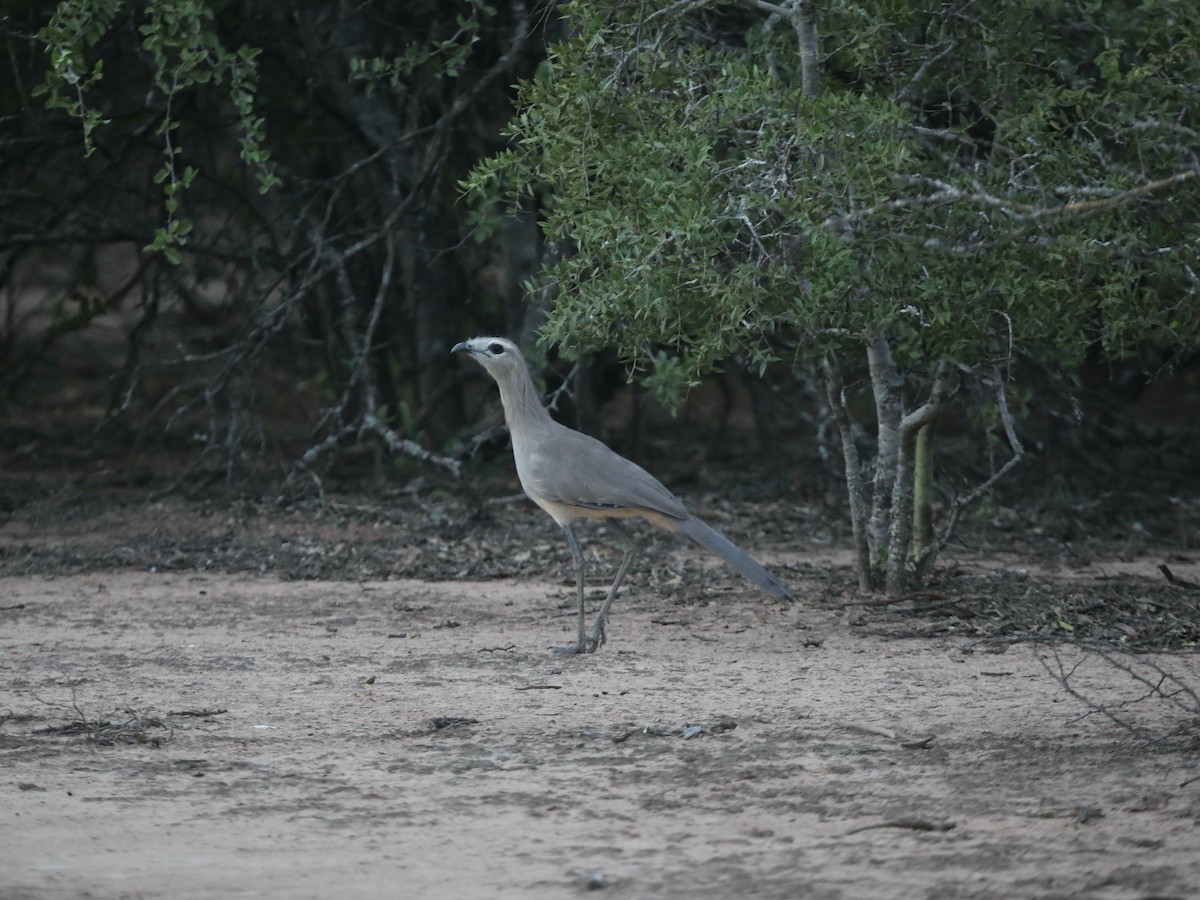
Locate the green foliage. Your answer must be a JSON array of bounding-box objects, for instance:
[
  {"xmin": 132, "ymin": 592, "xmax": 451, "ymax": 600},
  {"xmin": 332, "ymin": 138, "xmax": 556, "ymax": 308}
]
[
  {"xmin": 642, "ymin": 351, "xmax": 702, "ymax": 415},
  {"xmin": 349, "ymin": 1, "xmax": 498, "ymax": 94},
  {"xmin": 467, "ymin": 0, "xmax": 1200, "ymax": 404},
  {"xmin": 31, "ymin": 0, "xmax": 123, "ymax": 155},
  {"xmin": 35, "ymin": 0, "xmax": 279, "ymax": 263}
]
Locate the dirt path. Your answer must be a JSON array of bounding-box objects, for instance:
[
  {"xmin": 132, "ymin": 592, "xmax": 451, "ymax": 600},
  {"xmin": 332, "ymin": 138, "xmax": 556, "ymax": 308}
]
[{"xmin": 2, "ymin": 568, "xmax": 1198, "ymax": 899}]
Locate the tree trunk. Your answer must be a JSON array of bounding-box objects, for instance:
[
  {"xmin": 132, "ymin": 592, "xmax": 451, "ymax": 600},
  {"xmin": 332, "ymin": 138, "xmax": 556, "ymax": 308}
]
[
  {"xmin": 866, "ymin": 333, "xmax": 902, "ymax": 575},
  {"xmin": 884, "ymin": 422, "xmax": 919, "ymax": 597},
  {"xmin": 911, "ymin": 420, "xmax": 935, "ymax": 565},
  {"xmin": 884, "ymin": 370, "xmax": 950, "ymax": 597},
  {"xmin": 822, "ymin": 356, "xmax": 872, "ymax": 591},
  {"xmin": 792, "ymin": 0, "xmax": 821, "ymax": 98}
]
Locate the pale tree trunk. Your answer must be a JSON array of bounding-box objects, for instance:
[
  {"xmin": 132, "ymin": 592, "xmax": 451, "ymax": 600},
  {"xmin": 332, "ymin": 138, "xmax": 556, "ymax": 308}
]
[
  {"xmin": 822, "ymin": 355, "xmax": 872, "ymax": 591},
  {"xmin": 884, "ymin": 369, "xmax": 950, "ymax": 597},
  {"xmin": 822, "ymin": 347, "xmax": 1028, "ymax": 596},
  {"xmin": 866, "ymin": 334, "xmax": 902, "ymax": 571},
  {"xmin": 791, "ymin": 0, "xmax": 821, "ymax": 98},
  {"xmin": 823, "ymin": 344, "xmax": 953, "ymax": 595}
]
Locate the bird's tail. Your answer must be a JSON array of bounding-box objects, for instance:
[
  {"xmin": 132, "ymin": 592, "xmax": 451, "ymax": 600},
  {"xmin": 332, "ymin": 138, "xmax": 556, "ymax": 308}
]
[{"xmin": 675, "ymin": 515, "xmax": 794, "ymax": 601}]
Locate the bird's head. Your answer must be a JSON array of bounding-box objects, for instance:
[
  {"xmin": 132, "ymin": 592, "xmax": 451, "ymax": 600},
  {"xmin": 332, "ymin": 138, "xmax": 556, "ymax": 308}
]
[{"xmin": 451, "ymin": 336, "xmax": 526, "ymax": 381}]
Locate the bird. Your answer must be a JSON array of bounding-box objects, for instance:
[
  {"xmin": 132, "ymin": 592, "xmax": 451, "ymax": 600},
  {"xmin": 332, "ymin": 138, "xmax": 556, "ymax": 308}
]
[{"xmin": 452, "ymin": 336, "xmax": 794, "ymax": 654}]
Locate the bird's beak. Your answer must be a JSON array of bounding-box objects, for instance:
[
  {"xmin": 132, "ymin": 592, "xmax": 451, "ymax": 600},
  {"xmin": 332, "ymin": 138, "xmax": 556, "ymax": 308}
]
[{"xmin": 451, "ymin": 341, "xmax": 471, "ymax": 355}]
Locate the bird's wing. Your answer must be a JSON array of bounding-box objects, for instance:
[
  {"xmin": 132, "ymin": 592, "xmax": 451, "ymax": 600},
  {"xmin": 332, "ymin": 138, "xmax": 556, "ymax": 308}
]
[{"xmin": 523, "ymin": 422, "xmax": 689, "ymax": 520}]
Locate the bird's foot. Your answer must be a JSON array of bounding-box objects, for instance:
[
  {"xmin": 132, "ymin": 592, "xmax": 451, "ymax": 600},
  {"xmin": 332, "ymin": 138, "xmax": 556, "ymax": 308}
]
[
  {"xmin": 552, "ymin": 634, "xmax": 605, "ymax": 656},
  {"xmin": 586, "ymin": 620, "xmax": 607, "ymax": 653},
  {"xmin": 551, "ymin": 640, "xmax": 588, "ymax": 656}
]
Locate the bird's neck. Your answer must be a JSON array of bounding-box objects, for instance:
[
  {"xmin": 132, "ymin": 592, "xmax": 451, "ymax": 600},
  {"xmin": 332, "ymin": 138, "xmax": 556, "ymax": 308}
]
[{"xmin": 497, "ymin": 365, "xmax": 552, "ymax": 432}]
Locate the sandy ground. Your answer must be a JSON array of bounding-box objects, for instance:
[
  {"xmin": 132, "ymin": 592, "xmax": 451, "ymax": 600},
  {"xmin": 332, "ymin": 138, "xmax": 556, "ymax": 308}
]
[{"xmin": 2, "ymin": 563, "xmax": 1198, "ymax": 899}]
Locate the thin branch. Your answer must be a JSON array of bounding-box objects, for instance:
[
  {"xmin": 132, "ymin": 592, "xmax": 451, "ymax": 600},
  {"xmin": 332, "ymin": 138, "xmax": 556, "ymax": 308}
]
[
  {"xmin": 899, "ymin": 367, "xmax": 952, "ymax": 434},
  {"xmin": 920, "ymin": 365, "xmax": 1024, "ymax": 565},
  {"xmin": 647, "ymin": 0, "xmax": 722, "ymax": 25},
  {"xmin": 435, "ymin": 2, "xmax": 533, "ymax": 134},
  {"xmin": 814, "ymin": 168, "xmax": 1198, "ymax": 236},
  {"xmin": 1036, "ymin": 643, "xmax": 1200, "ymax": 746},
  {"xmin": 918, "ymin": 170, "xmax": 1199, "ymax": 222},
  {"xmin": 894, "ymin": 41, "xmax": 958, "ymax": 105},
  {"xmin": 742, "ymin": 0, "xmax": 791, "ymax": 18},
  {"xmin": 361, "ymin": 414, "xmax": 462, "ymax": 475}
]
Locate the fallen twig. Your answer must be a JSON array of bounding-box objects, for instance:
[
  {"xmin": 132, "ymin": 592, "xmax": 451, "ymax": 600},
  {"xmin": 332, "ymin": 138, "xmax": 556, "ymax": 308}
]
[
  {"xmin": 1159, "ymin": 564, "xmax": 1200, "ymax": 592},
  {"xmin": 612, "ymin": 725, "xmax": 673, "ymax": 744},
  {"xmin": 426, "ymin": 716, "xmax": 479, "ymax": 731},
  {"xmin": 167, "ymin": 708, "xmax": 228, "ymax": 717},
  {"xmin": 844, "ymin": 819, "xmax": 956, "ymax": 836},
  {"xmin": 845, "ymin": 722, "xmax": 898, "ymax": 741}
]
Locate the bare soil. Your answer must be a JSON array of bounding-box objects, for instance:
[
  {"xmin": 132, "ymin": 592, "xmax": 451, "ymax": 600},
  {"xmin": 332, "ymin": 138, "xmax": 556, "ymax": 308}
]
[{"xmin": 2, "ymin": 467, "xmax": 1199, "ymax": 899}]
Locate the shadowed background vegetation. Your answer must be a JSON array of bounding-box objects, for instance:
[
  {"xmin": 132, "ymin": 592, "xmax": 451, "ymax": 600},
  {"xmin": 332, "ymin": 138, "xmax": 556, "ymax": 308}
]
[{"xmin": 3, "ymin": 0, "xmax": 1198, "ymax": 594}]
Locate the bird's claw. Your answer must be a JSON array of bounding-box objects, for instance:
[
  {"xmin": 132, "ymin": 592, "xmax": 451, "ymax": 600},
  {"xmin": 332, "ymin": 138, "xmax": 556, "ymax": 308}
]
[
  {"xmin": 587, "ymin": 620, "xmax": 607, "ymax": 653},
  {"xmin": 552, "ymin": 624, "xmax": 606, "ymax": 656},
  {"xmin": 551, "ymin": 641, "xmax": 587, "ymax": 656}
]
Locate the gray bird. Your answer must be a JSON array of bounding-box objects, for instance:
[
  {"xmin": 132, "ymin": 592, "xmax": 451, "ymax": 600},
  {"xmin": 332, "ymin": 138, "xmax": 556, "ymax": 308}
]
[{"xmin": 453, "ymin": 337, "xmax": 794, "ymax": 654}]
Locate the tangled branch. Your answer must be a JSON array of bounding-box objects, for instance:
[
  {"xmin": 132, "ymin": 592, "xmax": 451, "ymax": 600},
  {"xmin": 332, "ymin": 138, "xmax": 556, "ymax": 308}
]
[{"xmin": 1036, "ymin": 642, "xmax": 1200, "ymax": 747}]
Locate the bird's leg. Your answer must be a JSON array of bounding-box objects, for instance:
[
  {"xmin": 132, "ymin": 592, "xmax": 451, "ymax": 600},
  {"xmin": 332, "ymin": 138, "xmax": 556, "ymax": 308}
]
[
  {"xmin": 552, "ymin": 523, "xmax": 589, "ymax": 655},
  {"xmin": 586, "ymin": 521, "xmax": 636, "ymax": 653}
]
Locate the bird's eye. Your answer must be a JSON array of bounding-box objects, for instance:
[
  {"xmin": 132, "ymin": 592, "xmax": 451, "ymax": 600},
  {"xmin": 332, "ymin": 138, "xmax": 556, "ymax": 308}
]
[{"xmin": 488, "ymin": 342, "xmax": 505, "ymax": 355}]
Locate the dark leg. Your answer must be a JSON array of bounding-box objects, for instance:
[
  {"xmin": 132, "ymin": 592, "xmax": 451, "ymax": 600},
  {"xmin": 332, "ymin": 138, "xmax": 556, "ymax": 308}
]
[
  {"xmin": 587, "ymin": 521, "xmax": 636, "ymax": 653},
  {"xmin": 552, "ymin": 523, "xmax": 589, "ymax": 655}
]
